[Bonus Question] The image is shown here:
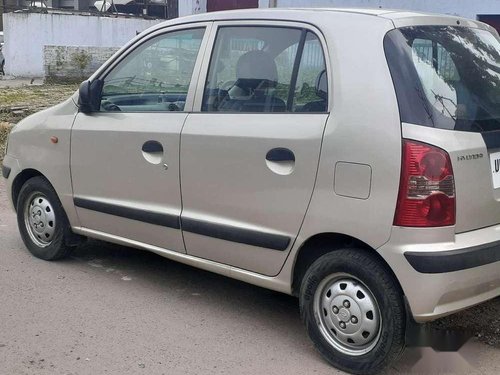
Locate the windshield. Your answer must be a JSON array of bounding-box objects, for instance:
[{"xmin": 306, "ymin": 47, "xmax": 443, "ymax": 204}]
[{"xmin": 384, "ymin": 26, "xmax": 500, "ymax": 132}]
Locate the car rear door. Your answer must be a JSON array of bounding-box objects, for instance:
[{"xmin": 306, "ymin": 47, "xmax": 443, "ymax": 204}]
[
  {"xmin": 71, "ymin": 23, "xmax": 211, "ymax": 252},
  {"xmin": 180, "ymin": 21, "xmax": 330, "ymax": 276}
]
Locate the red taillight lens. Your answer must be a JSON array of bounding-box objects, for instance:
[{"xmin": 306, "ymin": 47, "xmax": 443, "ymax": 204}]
[{"xmin": 394, "ymin": 140, "xmax": 455, "ymax": 227}]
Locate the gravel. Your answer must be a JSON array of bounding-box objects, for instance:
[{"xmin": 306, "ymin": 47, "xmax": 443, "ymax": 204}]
[{"xmin": 431, "ymin": 297, "xmax": 500, "ymax": 347}]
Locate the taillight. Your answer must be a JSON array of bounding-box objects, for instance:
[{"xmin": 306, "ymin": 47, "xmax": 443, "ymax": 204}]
[{"xmin": 394, "ymin": 140, "xmax": 455, "ymax": 227}]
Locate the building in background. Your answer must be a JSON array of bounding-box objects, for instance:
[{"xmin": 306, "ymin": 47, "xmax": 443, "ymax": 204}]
[
  {"xmin": 178, "ymin": 0, "xmax": 500, "ymax": 33},
  {"xmin": 257, "ymin": 0, "xmax": 500, "ymax": 33},
  {"xmin": 4, "ymin": 0, "xmax": 500, "ymax": 30},
  {"xmin": 2, "ymin": 11, "xmax": 161, "ymax": 77},
  {"xmin": 3, "ymin": 0, "xmax": 500, "ymax": 77},
  {"xmin": 0, "ymin": 0, "xmax": 178, "ymax": 77},
  {"xmin": 0, "ymin": 0, "xmax": 178, "ymax": 30}
]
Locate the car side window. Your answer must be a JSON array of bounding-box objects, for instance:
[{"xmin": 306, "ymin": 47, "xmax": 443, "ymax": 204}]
[
  {"xmin": 100, "ymin": 28, "xmax": 205, "ymax": 113},
  {"xmin": 202, "ymin": 26, "xmax": 328, "ymax": 113},
  {"xmin": 292, "ymin": 32, "xmax": 328, "ymax": 112}
]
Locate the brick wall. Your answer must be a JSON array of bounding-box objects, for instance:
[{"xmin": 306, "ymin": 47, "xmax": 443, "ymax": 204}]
[{"xmin": 44, "ymin": 45, "xmax": 119, "ymax": 82}]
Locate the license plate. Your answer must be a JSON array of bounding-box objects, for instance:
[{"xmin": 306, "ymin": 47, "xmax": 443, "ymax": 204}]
[{"xmin": 490, "ymin": 151, "xmax": 500, "ymax": 189}]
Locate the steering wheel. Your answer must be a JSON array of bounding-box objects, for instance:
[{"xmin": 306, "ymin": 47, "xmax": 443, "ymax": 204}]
[
  {"xmin": 220, "ymin": 80, "xmax": 236, "ymax": 91},
  {"xmin": 168, "ymin": 103, "xmax": 180, "ymax": 112},
  {"xmin": 101, "ymin": 100, "xmax": 121, "ymax": 112}
]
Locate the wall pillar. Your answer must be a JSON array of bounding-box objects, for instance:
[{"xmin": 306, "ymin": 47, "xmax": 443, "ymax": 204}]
[
  {"xmin": 45, "ymin": 0, "xmax": 60, "ymax": 8},
  {"xmin": 74, "ymin": 0, "xmax": 89, "ymax": 11}
]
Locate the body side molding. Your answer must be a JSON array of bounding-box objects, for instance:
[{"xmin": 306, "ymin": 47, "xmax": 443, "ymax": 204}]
[
  {"xmin": 74, "ymin": 197, "xmax": 181, "ymax": 229},
  {"xmin": 73, "ymin": 197, "xmax": 291, "ymax": 251},
  {"xmin": 181, "ymin": 217, "xmax": 291, "ymax": 251}
]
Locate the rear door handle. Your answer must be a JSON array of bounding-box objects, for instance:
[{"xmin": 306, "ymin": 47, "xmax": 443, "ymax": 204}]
[
  {"xmin": 142, "ymin": 140, "xmax": 163, "ymax": 153},
  {"xmin": 266, "ymin": 148, "xmax": 295, "ymax": 162},
  {"xmin": 141, "ymin": 140, "xmax": 164, "ymax": 165}
]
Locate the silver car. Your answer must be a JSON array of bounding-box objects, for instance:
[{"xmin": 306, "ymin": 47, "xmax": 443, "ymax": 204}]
[{"xmin": 2, "ymin": 8, "xmax": 500, "ymax": 374}]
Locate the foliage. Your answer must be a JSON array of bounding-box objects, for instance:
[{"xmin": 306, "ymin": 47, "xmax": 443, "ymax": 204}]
[{"xmin": 71, "ymin": 50, "xmax": 92, "ymax": 73}]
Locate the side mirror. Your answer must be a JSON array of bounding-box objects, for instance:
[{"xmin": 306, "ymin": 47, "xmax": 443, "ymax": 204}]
[{"xmin": 78, "ymin": 79, "xmax": 103, "ymax": 113}]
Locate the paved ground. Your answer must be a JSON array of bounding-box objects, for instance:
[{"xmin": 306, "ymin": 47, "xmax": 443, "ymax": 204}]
[{"xmin": 0, "ymin": 177, "xmax": 499, "ymax": 375}]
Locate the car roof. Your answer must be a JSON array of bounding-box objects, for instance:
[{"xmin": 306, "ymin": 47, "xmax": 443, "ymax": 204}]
[
  {"xmin": 150, "ymin": 7, "xmax": 490, "ymax": 33},
  {"xmin": 172, "ymin": 7, "xmax": 393, "ymax": 22}
]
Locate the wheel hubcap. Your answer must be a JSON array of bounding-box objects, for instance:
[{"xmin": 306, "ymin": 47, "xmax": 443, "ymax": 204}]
[
  {"xmin": 24, "ymin": 193, "xmax": 56, "ymax": 247},
  {"xmin": 314, "ymin": 273, "xmax": 381, "ymax": 356}
]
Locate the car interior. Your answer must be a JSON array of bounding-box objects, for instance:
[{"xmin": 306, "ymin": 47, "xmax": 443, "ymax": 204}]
[
  {"xmin": 203, "ymin": 27, "xmax": 328, "ymax": 113},
  {"xmin": 98, "ymin": 26, "xmax": 328, "ymax": 114}
]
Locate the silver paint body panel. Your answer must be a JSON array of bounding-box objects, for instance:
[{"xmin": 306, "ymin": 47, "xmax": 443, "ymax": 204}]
[
  {"xmin": 71, "ymin": 112, "xmax": 187, "ymax": 252},
  {"xmin": 3, "ymin": 8, "xmax": 500, "ymax": 322}
]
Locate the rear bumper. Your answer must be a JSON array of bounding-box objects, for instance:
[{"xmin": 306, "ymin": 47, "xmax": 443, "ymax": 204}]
[
  {"xmin": 378, "ymin": 225, "xmax": 500, "ymax": 322},
  {"xmin": 404, "ymin": 241, "xmax": 500, "ymax": 273}
]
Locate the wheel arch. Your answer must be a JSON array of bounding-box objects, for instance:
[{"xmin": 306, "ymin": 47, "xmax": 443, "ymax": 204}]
[
  {"xmin": 291, "ymin": 232, "xmax": 404, "ymax": 298},
  {"xmin": 12, "ymin": 169, "xmax": 84, "ymax": 246},
  {"xmin": 11, "ymin": 168, "xmax": 45, "ymax": 211}
]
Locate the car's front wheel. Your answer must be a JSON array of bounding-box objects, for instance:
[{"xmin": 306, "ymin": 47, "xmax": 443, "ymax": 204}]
[
  {"xmin": 299, "ymin": 249, "xmax": 406, "ymax": 375},
  {"xmin": 16, "ymin": 176, "xmax": 74, "ymax": 260}
]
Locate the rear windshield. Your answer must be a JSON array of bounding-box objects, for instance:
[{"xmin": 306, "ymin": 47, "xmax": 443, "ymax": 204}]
[{"xmin": 384, "ymin": 26, "xmax": 500, "ymax": 132}]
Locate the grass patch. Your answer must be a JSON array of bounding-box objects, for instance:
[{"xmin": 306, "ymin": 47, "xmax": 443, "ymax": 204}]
[
  {"xmin": 0, "ymin": 83, "xmax": 77, "ymax": 163},
  {"xmin": 0, "ymin": 83, "xmax": 78, "ymax": 106},
  {"xmin": 0, "ymin": 122, "xmax": 12, "ymax": 164},
  {"xmin": 0, "ymin": 83, "xmax": 78, "ymax": 124}
]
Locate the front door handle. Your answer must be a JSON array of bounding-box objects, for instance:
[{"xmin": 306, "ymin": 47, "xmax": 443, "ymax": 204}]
[
  {"xmin": 141, "ymin": 140, "xmax": 164, "ymax": 165},
  {"xmin": 266, "ymin": 148, "xmax": 295, "ymax": 162}
]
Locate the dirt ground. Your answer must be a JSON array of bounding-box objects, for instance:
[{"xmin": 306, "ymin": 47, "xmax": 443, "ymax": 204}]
[
  {"xmin": 0, "ymin": 81, "xmax": 78, "ymax": 125},
  {"xmin": 0, "ymin": 81, "xmax": 499, "ymax": 351}
]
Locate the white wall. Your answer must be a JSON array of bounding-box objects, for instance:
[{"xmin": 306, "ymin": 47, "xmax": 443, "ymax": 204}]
[
  {"xmin": 179, "ymin": 0, "xmax": 207, "ymax": 17},
  {"xmin": 260, "ymin": 0, "xmax": 500, "ymax": 19},
  {"xmin": 3, "ymin": 12, "xmax": 162, "ymax": 77}
]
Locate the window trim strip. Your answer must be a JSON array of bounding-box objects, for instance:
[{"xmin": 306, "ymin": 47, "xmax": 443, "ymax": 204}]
[{"xmin": 286, "ymin": 29, "xmax": 307, "ymax": 112}]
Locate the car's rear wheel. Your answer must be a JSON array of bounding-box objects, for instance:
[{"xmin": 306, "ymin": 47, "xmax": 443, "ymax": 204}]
[
  {"xmin": 299, "ymin": 249, "xmax": 405, "ymax": 375},
  {"xmin": 16, "ymin": 176, "xmax": 74, "ymax": 260}
]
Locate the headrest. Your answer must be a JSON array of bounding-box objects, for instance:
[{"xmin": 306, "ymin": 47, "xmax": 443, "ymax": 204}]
[{"xmin": 236, "ymin": 50, "xmax": 278, "ymax": 84}]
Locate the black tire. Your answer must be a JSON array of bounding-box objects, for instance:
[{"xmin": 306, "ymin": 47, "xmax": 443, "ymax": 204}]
[
  {"xmin": 299, "ymin": 249, "xmax": 405, "ymax": 375},
  {"xmin": 16, "ymin": 176, "xmax": 74, "ymax": 260}
]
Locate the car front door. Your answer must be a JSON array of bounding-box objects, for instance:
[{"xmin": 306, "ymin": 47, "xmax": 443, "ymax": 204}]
[
  {"xmin": 71, "ymin": 24, "xmax": 211, "ymax": 252},
  {"xmin": 180, "ymin": 22, "xmax": 330, "ymax": 275}
]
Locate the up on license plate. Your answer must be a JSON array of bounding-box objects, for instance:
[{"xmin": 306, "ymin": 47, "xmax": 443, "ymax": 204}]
[{"xmin": 490, "ymin": 151, "xmax": 500, "ymax": 189}]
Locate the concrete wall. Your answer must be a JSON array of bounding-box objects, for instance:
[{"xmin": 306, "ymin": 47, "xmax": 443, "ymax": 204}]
[
  {"xmin": 44, "ymin": 45, "xmax": 119, "ymax": 81},
  {"xmin": 179, "ymin": 0, "xmax": 207, "ymax": 17},
  {"xmin": 259, "ymin": 0, "xmax": 500, "ymax": 19},
  {"xmin": 3, "ymin": 12, "xmax": 161, "ymax": 77}
]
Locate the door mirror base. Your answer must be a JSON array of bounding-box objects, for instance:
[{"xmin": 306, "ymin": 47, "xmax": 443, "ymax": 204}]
[{"xmin": 78, "ymin": 79, "xmax": 103, "ymax": 113}]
